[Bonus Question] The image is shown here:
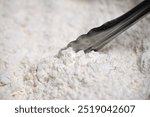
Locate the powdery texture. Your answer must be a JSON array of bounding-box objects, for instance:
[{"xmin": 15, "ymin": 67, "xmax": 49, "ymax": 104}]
[
  {"xmin": 0, "ymin": 0, "xmax": 150, "ymax": 99},
  {"xmin": 34, "ymin": 48, "xmax": 148, "ymax": 99}
]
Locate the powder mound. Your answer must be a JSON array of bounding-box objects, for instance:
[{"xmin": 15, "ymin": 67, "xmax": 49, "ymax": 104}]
[
  {"xmin": 32, "ymin": 48, "xmax": 148, "ymax": 99},
  {"xmin": 37, "ymin": 48, "xmax": 103, "ymax": 85}
]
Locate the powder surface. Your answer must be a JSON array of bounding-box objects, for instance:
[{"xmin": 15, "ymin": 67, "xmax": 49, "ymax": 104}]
[
  {"xmin": 0, "ymin": 0, "xmax": 150, "ymax": 99},
  {"xmin": 34, "ymin": 48, "xmax": 148, "ymax": 99}
]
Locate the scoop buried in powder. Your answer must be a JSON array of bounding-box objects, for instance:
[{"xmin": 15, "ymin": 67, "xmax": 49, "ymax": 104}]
[{"xmin": 66, "ymin": 0, "xmax": 150, "ymax": 53}]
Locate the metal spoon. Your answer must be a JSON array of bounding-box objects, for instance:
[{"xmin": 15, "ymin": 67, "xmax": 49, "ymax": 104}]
[{"xmin": 66, "ymin": 0, "xmax": 150, "ymax": 53}]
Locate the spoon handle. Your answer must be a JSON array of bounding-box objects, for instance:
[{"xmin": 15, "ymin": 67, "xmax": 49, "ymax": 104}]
[
  {"xmin": 84, "ymin": 0, "xmax": 150, "ymax": 53},
  {"xmin": 68, "ymin": 0, "xmax": 150, "ymax": 53}
]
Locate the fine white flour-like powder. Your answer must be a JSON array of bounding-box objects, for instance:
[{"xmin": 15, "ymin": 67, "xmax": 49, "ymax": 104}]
[
  {"xmin": 0, "ymin": 0, "xmax": 150, "ymax": 99},
  {"xmin": 34, "ymin": 48, "xmax": 149, "ymax": 99}
]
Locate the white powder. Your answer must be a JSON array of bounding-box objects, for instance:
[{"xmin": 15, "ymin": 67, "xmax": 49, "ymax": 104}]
[
  {"xmin": 33, "ymin": 47, "xmax": 148, "ymax": 99},
  {"xmin": 0, "ymin": 0, "xmax": 150, "ymax": 99}
]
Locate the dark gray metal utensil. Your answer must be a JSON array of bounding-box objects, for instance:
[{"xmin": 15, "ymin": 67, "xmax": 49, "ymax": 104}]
[{"xmin": 66, "ymin": 0, "xmax": 150, "ymax": 53}]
